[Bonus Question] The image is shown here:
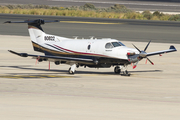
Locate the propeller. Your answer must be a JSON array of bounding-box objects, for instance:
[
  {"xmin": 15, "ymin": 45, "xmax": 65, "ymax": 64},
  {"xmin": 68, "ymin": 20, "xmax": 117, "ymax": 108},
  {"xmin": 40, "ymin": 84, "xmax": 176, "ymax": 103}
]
[
  {"xmin": 130, "ymin": 40, "xmax": 154, "ymax": 69},
  {"xmin": 146, "ymin": 57, "xmax": 154, "ymax": 65}
]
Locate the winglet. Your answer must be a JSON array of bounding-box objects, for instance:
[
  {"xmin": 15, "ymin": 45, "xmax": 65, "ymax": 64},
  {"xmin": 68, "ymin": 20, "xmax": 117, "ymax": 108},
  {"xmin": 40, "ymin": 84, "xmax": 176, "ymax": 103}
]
[{"xmin": 169, "ymin": 45, "xmax": 177, "ymax": 51}]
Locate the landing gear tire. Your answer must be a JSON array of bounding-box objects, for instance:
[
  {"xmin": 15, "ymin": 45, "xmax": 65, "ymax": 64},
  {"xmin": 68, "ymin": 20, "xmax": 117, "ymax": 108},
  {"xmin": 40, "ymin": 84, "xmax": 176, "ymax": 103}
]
[
  {"xmin": 68, "ymin": 67, "xmax": 74, "ymax": 74},
  {"xmin": 121, "ymin": 70, "xmax": 130, "ymax": 76},
  {"xmin": 114, "ymin": 66, "xmax": 121, "ymax": 74}
]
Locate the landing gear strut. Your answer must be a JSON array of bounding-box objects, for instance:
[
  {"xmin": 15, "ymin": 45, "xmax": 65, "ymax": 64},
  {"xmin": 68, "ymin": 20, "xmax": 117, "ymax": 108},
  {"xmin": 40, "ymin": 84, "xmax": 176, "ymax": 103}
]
[
  {"xmin": 122, "ymin": 70, "xmax": 129, "ymax": 76},
  {"xmin": 68, "ymin": 64, "xmax": 76, "ymax": 74},
  {"xmin": 114, "ymin": 65, "xmax": 130, "ymax": 76}
]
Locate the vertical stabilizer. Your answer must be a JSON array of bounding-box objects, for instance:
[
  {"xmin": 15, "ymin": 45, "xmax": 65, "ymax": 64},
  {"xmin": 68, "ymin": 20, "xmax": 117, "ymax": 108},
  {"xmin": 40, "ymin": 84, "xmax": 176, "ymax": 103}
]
[
  {"xmin": 28, "ymin": 24, "xmax": 46, "ymax": 52},
  {"xmin": 4, "ymin": 19, "xmax": 59, "ymax": 53}
]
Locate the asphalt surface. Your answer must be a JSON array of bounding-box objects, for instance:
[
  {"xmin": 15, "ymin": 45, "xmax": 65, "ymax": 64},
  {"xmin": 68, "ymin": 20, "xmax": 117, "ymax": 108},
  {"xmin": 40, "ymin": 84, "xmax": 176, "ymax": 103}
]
[
  {"xmin": 1, "ymin": 14, "xmax": 180, "ymax": 44},
  {"xmin": 1, "ymin": 0, "xmax": 180, "ymax": 12},
  {"xmin": 0, "ymin": 1, "xmax": 180, "ymax": 120}
]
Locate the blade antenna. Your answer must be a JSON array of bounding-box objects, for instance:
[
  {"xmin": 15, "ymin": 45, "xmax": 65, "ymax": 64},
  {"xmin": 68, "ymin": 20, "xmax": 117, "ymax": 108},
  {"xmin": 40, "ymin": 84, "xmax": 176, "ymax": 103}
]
[{"xmin": 144, "ymin": 40, "xmax": 151, "ymax": 52}]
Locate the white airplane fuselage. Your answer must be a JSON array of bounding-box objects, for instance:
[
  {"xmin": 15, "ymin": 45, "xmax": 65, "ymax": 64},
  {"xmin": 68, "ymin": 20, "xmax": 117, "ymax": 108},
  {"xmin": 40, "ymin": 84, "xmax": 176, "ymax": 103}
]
[{"xmin": 29, "ymin": 27, "xmax": 138, "ymax": 65}]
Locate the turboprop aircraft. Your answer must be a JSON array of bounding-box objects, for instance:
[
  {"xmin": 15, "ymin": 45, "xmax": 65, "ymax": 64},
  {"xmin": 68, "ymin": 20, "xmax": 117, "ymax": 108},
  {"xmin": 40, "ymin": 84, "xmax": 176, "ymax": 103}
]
[{"xmin": 5, "ymin": 19, "xmax": 177, "ymax": 76}]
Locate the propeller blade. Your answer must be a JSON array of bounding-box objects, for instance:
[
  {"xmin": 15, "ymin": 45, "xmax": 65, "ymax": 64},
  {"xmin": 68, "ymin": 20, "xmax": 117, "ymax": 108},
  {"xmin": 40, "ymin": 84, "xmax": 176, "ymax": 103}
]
[
  {"xmin": 132, "ymin": 44, "xmax": 141, "ymax": 53},
  {"xmin": 147, "ymin": 58, "xmax": 154, "ymax": 65},
  {"xmin": 133, "ymin": 61, "xmax": 139, "ymax": 69},
  {"xmin": 144, "ymin": 40, "xmax": 151, "ymax": 52},
  {"xmin": 133, "ymin": 65, "xmax": 137, "ymax": 69}
]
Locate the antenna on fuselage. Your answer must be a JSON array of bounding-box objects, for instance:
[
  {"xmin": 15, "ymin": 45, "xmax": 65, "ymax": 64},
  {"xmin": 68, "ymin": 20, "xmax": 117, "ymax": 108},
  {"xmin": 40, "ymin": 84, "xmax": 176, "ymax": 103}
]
[
  {"xmin": 73, "ymin": 36, "xmax": 78, "ymax": 39},
  {"xmin": 89, "ymin": 36, "xmax": 94, "ymax": 39}
]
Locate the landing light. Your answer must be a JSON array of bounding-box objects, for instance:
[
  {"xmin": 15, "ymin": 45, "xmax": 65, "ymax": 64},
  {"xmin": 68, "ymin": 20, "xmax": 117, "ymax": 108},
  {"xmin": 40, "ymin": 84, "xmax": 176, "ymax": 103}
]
[{"xmin": 127, "ymin": 52, "xmax": 135, "ymax": 56}]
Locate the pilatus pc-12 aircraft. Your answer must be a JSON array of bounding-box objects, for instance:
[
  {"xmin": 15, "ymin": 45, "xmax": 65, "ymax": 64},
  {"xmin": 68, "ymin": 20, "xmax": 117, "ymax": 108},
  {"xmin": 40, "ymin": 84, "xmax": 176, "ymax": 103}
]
[{"xmin": 5, "ymin": 19, "xmax": 177, "ymax": 76}]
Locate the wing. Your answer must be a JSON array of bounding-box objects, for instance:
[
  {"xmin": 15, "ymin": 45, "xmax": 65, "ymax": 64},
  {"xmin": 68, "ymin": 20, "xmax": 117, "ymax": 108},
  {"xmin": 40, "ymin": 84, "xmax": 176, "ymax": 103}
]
[
  {"xmin": 8, "ymin": 50, "xmax": 94, "ymax": 64},
  {"xmin": 147, "ymin": 45, "xmax": 177, "ymax": 56}
]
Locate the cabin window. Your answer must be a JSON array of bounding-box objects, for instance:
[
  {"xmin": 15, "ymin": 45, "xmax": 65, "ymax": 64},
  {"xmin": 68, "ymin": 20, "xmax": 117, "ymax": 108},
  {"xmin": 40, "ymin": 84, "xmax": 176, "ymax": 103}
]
[
  {"xmin": 87, "ymin": 45, "xmax": 91, "ymax": 50},
  {"xmin": 105, "ymin": 43, "xmax": 113, "ymax": 49}
]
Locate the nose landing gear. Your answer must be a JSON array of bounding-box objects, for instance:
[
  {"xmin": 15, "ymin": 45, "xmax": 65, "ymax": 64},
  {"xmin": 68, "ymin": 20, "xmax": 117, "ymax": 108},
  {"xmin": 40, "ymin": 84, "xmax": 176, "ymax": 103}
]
[
  {"xmin": 114, "ymin": 65, "xmax": 130, "ymax": 76},
  {"xmin": 68, "ymin": 64, "xmax": 76, "ymax": 74},
  {"xmin": 114, "ymin": 66, "xmax": 121, "ymax": 74}
]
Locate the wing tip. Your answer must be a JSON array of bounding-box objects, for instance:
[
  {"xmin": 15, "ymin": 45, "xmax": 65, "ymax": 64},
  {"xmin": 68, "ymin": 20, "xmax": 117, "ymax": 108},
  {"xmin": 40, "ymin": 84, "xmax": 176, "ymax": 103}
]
[
  {"xmin": 169, "ymin": 45, "xmax": 177, "ymax": 51},
  {"xmin": 4, "ymin": 21, "xmax": 11, "ymax": 24}
]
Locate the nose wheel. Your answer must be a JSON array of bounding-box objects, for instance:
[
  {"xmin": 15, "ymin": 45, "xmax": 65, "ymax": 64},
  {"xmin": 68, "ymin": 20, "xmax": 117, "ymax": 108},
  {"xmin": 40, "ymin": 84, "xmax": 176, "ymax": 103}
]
[
  {"xmin": 68, "ymin": 67, "xmax": 74, "ymax": 74},
  {"xmin": 68, "ymin": 64, "xmax": 76, "ymax": 74},
  {"xmin": 114, "ymin": 66, "xmax": 121, "ymax": 74},
  {"xmin": 114, "ymin": 65, "xmax": 130, "ymax": 76},
  {"xmin": 122, "ymin": 70, "xmax": 130, "ymax": 76}
]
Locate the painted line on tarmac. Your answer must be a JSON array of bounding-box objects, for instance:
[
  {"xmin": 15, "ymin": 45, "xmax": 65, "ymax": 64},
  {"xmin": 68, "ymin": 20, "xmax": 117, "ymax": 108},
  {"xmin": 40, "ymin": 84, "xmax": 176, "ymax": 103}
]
[
  {"xmin": 60, "ymin": 21, "xmax": 122, "ymax": 24},
  {"xmin": 0, "ymin": 74, "xmax": 73, "ymax": 79}
]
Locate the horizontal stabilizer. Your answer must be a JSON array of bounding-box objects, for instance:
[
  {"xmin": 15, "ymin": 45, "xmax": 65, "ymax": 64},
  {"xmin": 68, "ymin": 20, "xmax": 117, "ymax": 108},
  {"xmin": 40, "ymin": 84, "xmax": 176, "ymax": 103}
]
[{"xmin": 4, "ymin": 19, "xmax": 59, "ymax": 25}]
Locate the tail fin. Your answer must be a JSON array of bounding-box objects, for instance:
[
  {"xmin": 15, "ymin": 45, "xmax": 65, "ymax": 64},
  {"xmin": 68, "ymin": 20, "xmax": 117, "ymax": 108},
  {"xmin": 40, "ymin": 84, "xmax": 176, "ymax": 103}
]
[{"xmin": 5, "ymin": 19, "xmax": 59, "ymax": 53}]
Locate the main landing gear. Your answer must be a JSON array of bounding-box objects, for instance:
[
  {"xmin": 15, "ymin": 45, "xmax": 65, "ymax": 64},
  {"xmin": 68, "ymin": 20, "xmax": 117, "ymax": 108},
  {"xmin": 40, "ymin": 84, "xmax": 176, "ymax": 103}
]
[{"xmin": 114, "ymin": 65, "xmax": 130, "ymax": 76}]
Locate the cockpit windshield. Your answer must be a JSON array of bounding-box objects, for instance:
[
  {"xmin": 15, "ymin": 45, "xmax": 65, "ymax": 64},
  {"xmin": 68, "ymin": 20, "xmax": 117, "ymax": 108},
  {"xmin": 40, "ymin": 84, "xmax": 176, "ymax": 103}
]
[
  {"xmin": 111, "ymin": 42, "xmax": 121, "ymax": 47},
  {"xmin": 105, "ymin": 42, "xmax": 125, "ymax": 49},
  {"xmin": 119, "ymin": 42, "xmax": 125, "ymax": 46}
]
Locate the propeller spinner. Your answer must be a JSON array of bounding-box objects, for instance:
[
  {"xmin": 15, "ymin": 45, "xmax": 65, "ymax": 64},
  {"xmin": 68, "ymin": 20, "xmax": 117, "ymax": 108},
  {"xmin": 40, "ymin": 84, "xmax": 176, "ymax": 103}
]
[{"xmin": 128, "ymin": 41, "xmax": 154, "ymax": 69}]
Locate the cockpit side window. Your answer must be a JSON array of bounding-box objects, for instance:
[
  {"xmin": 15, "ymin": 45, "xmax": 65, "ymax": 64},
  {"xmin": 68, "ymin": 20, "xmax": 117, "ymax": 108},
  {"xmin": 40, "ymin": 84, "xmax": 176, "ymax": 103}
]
[
  {"xmin": 111, "ymin": 42, "xmax": 121, "ymax": 47},
  {"xmin": 105, "ymin": 43, "xmax": 113, "ymax": 49}
]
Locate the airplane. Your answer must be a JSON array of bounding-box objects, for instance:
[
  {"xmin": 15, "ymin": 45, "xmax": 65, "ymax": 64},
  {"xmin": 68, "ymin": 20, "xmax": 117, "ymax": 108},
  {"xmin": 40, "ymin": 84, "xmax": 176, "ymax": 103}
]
[{"xmin": 5, "ymin": 19, "xmax": 177, "ymax": 76}]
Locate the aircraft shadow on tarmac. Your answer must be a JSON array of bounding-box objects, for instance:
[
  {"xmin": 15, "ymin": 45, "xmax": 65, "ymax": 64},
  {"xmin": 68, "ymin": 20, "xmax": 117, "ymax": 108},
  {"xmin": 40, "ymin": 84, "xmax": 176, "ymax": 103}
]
[{"xmin": 0, "ymin": 65, "xmax": 162, "ymax": 75}]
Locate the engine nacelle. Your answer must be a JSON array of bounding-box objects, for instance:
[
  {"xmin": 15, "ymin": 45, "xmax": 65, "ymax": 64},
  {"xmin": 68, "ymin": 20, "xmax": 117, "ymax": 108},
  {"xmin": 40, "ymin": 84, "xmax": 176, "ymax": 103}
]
[{"xmin": 128, "ymin": 55, "xmax": 140, "ymax": 63}]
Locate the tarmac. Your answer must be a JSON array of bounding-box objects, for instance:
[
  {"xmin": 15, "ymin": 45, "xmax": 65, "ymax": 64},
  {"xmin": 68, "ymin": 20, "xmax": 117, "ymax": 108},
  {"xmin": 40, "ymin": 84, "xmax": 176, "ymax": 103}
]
[{"xmin": 0, "ymin": 35, "xmax": 180, "ymax": 120}]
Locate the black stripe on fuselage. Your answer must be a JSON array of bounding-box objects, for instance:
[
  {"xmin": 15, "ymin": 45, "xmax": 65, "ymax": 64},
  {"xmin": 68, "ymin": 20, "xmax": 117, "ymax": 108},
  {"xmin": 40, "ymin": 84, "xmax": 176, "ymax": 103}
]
[{"xmin": 45, "ymin": 43, "xmax": 70, "ymax": 53}]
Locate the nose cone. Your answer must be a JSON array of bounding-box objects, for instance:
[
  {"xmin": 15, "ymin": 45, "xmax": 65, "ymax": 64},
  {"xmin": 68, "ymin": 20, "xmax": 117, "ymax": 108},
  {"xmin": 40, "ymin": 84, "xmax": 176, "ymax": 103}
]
[{"xmin": 139, "ymin": 51, "xmax": 147, "ymax": 58}]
